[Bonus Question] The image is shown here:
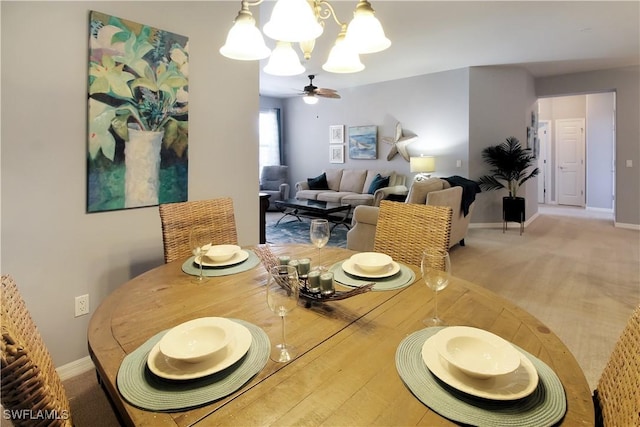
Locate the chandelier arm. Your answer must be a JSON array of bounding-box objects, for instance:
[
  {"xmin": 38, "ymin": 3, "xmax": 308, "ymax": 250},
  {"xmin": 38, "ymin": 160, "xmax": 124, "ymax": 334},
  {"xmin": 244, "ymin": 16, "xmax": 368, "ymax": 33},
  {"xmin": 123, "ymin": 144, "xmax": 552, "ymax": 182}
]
[
  {"xmin": 314, "ymin": 0, "xmax": 346, "ymax": 27},
  {"xmin": 242, "ymin": 0, "xmax": 266, "ymax": 8}
]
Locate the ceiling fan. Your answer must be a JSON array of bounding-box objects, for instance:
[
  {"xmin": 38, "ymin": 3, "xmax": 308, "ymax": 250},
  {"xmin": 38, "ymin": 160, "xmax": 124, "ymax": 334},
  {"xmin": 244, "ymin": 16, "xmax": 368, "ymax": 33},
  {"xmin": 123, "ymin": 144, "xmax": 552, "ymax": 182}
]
[{"xmin": 300, "ymin": 74, "xmax": 340, "ymax": 104}]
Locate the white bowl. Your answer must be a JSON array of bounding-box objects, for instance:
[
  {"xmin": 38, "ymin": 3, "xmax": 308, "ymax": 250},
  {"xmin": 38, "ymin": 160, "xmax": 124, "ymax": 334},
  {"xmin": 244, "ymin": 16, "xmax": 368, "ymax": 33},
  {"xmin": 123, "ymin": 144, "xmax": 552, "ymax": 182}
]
[
  {"xmin": 435, "ymin": 326, "xmax": 521, "ymax": 379},
  {"xmin": 205, "ymin": 244, "xmax": 241, "ymax": 262},
  {"xmin": 159, "ymin": 318, "xmax": 230, "ymax": 364},
  {"xmin": 350, "ymin": 252, "xmax": 392, "ymax": 273}
]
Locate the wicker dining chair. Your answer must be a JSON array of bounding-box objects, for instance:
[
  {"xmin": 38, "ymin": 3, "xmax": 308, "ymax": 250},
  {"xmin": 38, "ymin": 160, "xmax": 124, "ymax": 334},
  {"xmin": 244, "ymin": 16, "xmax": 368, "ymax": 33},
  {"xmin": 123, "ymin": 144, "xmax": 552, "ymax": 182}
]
[
  {"xmin": 159, "ymin": 197, "xmax": 239, "ymax": 263},
  {"xmin": 1, "ymin": 275, "xmax": 73, "ymax": 427},
  {"xmin": 593, "ymin": 304, "xmax": 640, "ymax": 427},
  {"xmin": 373, "ymin": 200, "xmax": 452, "ymax": 267}
]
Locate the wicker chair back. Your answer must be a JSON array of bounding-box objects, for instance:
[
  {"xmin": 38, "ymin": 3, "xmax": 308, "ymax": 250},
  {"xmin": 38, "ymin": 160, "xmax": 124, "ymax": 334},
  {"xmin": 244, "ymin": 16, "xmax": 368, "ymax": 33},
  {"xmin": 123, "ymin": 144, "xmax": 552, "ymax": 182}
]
[
  {"xmin": 373, "ymin": 200, "xmax": 452, "ymax": 267},
  {"xmin": 1, "ymin": 275, "xmax": 73, "ymax": 427},
  {"xmin": 159, "ymin": 198, "xmax": 238, "ymax": 263},
  {"xmin": 594, "ymin": 304, "xmax": 640, "ymax": 426}
]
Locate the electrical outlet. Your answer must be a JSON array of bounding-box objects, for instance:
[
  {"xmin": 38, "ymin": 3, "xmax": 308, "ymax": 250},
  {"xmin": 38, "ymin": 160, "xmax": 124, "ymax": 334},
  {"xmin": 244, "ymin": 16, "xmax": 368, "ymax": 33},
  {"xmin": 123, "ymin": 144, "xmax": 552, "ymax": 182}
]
[{"xmin": 75, "ymin": 294, "xmax": 89, "ymax": 317}]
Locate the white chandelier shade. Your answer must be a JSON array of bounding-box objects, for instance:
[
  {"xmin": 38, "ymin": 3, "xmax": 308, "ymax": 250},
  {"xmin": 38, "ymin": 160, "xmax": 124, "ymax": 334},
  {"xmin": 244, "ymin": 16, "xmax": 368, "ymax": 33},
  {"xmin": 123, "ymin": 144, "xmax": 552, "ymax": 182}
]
[
  {"xmin": 344, "ymin": 2, "xmax": 391, "ymax": 54},
  {"xmin": 220, "ymin": 0, "xmax": 389, "ymax": 74},
  {"xmin": 263, "ymin": 41, "xmax": 305, "ymax": 76},
  {"xmin": 219, "ymin": 8, "xmax": 271, "ymax": 61},
  {"xmin": 263, "ymin": 0, "xmax": 324, "ymax": 43},
  {"xmin": 322, "ymin": 27, "xmax": 364, "ymax": 74}
]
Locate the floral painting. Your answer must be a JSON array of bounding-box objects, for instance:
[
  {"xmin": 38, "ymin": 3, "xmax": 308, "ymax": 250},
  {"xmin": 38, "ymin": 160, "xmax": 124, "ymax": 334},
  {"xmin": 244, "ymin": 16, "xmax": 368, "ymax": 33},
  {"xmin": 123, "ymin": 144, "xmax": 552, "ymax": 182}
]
[
  {"xmin": 87, "ymin": 11, "xmax": 189, "ymax": 212},
  {"xmin": 348, "ymin": 125, "xmax": 377, "ymax": 160}
]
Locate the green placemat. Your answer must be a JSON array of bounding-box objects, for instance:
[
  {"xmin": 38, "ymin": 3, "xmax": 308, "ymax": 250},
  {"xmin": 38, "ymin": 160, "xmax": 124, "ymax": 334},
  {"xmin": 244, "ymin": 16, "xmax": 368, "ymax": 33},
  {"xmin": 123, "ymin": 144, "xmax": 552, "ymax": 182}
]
[
  {"xmin": 117, "ymin": 319, "xmax": 269, "ymax": 412},
  {"xmin": 395, "ymin": 327, "xmax": 567, "ymax": 427},
  {"xmin": 329, "ymin": 261, "xmax": 416, "ymax": 291},
  {"xmin": 182, "ymin": 250, "xmax": 260, "ymax": 277}
]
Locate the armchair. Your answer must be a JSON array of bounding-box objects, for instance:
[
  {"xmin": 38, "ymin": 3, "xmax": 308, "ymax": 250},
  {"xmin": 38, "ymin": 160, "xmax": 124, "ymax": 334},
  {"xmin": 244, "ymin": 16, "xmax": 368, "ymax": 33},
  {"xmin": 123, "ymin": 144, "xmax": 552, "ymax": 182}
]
[
  {"xmin": 260, "ymin": 165, "xmax": 290, "ymax": 210},
  {"xmin": 347, "ymin": 178, "xmax": 477, "ymax": 251}
]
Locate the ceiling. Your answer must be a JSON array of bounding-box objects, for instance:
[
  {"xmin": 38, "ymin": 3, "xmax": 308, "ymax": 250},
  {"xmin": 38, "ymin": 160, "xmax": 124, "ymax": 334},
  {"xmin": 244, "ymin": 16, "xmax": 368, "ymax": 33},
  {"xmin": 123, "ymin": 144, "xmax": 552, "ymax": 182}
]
[{"xmin": 256, "ymin": 1, "xmax": 640, "ymax": 98}]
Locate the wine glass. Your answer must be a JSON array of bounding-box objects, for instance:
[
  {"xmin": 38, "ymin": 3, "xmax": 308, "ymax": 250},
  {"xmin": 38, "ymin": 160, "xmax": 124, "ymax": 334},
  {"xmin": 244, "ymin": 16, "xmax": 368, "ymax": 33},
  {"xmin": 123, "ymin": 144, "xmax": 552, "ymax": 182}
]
[
  {"xmin": 309, "ymin": 219, "xmax": 330, "ymax": 270},
  {"xmin": 189, "ymin": 225, "xmax": 211, "ymax": 283},
  {"xmin": 421, "ymin": 248, "xmax": 451, "ymax": 326},
  {"xmin": 266, "ymin": 265, "xmax": 300, "ymax": 363}
]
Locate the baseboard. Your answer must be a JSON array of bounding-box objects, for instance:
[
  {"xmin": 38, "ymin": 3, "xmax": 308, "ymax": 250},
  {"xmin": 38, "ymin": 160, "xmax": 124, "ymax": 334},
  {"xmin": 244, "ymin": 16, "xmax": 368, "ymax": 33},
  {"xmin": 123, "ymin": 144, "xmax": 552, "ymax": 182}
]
[
  {"xmin": 586, "ymin": 206, "xmax": 614, "ymax": 214},
  {"xmin": 57, "ymin": 356, "xmax": 95, "ymax": 381},
  {"xmin": 615, "ymin": 222, "xmax": 640, "ymax": 230}
]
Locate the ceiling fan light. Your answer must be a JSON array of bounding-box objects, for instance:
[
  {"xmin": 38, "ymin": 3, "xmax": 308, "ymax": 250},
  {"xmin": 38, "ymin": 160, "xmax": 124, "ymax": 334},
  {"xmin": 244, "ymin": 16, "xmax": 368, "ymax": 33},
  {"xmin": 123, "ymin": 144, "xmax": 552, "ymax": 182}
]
[
  {"xmin": 303, "ymin": 94, "xmax": 319, "ymax": 105},
  {"xmin": 322, "ymin": 31, "xmax": 365, "ymax": 74},
  {"xmin": 263, "ymin": 41, "xmax": 305, "ymax": 76},
  {"xmin": 220, "ymin": 9, "xmax": 271, "ymax": 60},
  {"xmin": 263, "ymin": 0, "xmax": 324, "ymax": 43},
  {"xmin": 345, "ymin": 1, "xmax": 391, "ymax": 54}
]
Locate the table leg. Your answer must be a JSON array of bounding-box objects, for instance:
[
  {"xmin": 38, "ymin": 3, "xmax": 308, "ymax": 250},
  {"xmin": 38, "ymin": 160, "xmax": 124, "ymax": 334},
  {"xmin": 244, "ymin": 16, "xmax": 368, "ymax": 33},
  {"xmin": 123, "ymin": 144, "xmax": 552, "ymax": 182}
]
[{"xmin": 275, "ymin": 208, "xmax": 302, "ymax": 227}]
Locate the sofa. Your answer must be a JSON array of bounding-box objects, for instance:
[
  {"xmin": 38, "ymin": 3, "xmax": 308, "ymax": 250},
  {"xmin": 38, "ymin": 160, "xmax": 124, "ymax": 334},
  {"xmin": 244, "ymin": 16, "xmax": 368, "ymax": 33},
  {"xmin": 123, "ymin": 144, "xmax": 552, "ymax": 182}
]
[
  {"xmin": 346, "ymin": 177, "xmax": 479, "ymax": 251},
  {"xmin": 295, "ymin": 168, "xmax": 408, "ymax": 207},
  {"xmin": 260, "ymin": 165, "xmax": 290, "ymax": 211}
]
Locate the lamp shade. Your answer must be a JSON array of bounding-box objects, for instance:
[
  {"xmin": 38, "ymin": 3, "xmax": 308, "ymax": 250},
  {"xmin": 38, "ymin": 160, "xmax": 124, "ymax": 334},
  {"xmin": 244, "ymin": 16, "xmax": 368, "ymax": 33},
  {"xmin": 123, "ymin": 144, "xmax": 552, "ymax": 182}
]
[
  {"xmin": 220, "ymin": 10, "xmax": 271, "ymax": 60},
  {"xmin": 263, "ymin": 41, "xmax": 305, "ymax": 76},
  {"xmin": 263, "ymin": 0, "xmax": 324, "ymax": 43},
  {"xmin": 344, "ymin": 0, "xmax": 391, "ymax": 54},
  {"xmin": 322, "ymin": 27, "xmax": 365, "ymax": 74},
  {"xmin": 410, "ymin": 156, "xmax": 436, "ymax": 173}
]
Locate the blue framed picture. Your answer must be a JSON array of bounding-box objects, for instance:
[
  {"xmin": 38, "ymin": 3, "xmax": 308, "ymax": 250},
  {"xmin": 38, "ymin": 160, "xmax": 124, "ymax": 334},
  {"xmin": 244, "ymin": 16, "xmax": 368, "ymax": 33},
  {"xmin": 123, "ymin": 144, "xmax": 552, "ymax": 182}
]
[{"xmin": 348, "ymin": 125, "xmax": 377, "ymax": 160}]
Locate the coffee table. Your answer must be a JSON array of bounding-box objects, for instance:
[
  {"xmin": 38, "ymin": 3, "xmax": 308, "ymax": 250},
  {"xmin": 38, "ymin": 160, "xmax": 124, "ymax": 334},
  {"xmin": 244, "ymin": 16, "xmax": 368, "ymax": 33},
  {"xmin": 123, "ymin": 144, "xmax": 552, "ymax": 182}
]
[{"xmin": 274, "ymin": 198, "xmax": 352, "ymax": 230}]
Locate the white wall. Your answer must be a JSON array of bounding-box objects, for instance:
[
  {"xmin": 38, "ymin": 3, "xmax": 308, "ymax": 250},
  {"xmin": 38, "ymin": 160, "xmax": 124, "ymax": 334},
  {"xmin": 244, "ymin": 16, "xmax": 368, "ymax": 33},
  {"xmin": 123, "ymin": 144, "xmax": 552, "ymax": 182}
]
[
  {"xmin": 586, "ymin": 93, "xmax": 615, "ymax": 210},
  {"xmin": 468, "ymin": 66, "xmax": 538, "ymax": 223},
  {"xmin": 281, "ymin": 68, "xmax": 471, "ymax": 193},
  {"xmin": 536, "ymin": 66, "xmax": 640, "ymax": 227},
  {"xmin": 1, "ymin": 1, "xmax": 261, "ymax": 366}
]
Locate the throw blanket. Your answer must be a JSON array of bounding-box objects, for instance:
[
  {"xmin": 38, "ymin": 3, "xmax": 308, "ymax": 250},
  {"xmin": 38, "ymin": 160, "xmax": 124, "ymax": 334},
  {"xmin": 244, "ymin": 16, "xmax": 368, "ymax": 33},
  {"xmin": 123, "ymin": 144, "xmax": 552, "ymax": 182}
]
[{"xmin": 443, "ymin": 175, "xmax": 481, "ymax": 216}]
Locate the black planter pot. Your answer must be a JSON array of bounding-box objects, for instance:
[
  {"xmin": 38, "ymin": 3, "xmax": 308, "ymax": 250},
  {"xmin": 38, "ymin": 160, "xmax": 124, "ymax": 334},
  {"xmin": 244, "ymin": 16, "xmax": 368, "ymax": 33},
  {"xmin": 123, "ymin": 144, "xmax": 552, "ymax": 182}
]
[{"xmin": 503, "ymin": 196, "xmax": 525, "ymax": 234}]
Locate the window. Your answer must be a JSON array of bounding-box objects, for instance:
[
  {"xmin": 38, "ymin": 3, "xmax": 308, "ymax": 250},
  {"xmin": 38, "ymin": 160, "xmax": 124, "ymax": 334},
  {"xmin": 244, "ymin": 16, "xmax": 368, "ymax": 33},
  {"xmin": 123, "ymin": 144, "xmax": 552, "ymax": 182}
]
[{"xmin": 259, "ymin": 109, "xmax": 281, "ymax": 173}]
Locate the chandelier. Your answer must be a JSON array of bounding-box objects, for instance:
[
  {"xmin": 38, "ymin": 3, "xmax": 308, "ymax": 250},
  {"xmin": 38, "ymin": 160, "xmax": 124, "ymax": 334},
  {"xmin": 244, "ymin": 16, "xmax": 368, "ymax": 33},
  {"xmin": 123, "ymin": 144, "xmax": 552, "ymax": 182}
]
[{"xmin": 219, "ymin": 0, "xmax": 391, "ymax": 76}]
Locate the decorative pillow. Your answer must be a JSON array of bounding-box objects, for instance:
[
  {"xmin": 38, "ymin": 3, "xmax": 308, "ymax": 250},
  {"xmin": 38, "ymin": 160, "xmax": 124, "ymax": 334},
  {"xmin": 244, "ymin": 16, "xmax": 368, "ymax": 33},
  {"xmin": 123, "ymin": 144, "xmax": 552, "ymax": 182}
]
[
  {"xmin": 406, "ymin": 178, "xmax": 445, "ymax": 204},
  {"xmin": 367, "ymin": 174, "xmax": 390, "ymax": 194},
  {"xmin": 307, "ymin": 173, "xmax": 329, "ymax": 190}
]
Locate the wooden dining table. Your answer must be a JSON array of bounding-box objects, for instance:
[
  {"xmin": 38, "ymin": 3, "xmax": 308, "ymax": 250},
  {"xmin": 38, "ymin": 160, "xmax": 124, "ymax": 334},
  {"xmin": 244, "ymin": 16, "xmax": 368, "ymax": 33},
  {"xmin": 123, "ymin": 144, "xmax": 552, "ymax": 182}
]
[{"xmin": 88, "ymin": 244, "xmax": 594, "ymax": 426}]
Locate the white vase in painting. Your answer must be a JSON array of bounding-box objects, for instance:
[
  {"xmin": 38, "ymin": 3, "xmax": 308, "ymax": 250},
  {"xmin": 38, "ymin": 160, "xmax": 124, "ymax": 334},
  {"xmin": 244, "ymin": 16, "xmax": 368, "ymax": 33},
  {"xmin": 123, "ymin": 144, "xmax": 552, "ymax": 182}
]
[{"xmin": 124, "ymin": 129, "xmax": 163, "ymax": 208}]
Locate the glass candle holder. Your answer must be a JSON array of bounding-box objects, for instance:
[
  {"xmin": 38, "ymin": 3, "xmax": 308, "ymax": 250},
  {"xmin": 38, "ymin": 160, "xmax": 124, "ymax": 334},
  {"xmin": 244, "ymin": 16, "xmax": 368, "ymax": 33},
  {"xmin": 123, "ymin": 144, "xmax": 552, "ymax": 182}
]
[
  {"xmin": 278, "ymin": 255, "xmax": 291, "ymax": 265},
  {"xmin": 307, "ymin": 270, "xmax": 321, "ymax": 293},
  {"xmin": 319, "ymin": 272, "xmax": 334, "ymax": 295},
  {"xmin": 297, "ymin": 258, "xmax": 311, "ymax": 277}
]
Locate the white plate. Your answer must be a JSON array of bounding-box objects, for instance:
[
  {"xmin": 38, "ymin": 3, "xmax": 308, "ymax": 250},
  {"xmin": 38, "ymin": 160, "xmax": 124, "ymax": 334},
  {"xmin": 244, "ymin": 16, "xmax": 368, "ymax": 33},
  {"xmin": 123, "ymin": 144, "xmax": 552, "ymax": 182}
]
[
  {"xmin": 147, "ymin": 318, "xmax": 253, "ymax": 380},
  {"xmin": 341, "ymin": 259, "xmax": 400, "ymax": 278},
  {"xmin": 421, "ymin": 334, "xmax": 539, "ymax": 400},
  {"xmin": 195, "ymin": 250, "xmax": 249, "ymax": 267}
]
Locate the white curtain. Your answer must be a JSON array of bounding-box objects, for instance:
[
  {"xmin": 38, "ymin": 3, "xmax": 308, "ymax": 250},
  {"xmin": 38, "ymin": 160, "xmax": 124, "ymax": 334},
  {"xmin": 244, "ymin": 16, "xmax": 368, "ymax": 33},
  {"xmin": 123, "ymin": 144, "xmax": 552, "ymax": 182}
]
[{"xmin": 259, "ymin": 109, "xmax": 281, "ymax": 174}]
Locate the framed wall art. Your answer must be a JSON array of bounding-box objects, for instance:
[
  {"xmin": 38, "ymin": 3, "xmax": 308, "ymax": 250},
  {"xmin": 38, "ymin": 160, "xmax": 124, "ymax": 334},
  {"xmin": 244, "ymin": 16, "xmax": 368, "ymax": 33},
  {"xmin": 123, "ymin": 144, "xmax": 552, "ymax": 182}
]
[
  {"xmin": 348, "ymin": 125, "xmax": 377, "ymax": 160},
  {"xmin": 329, "ymin": 145, "xmax": 345, "ymax": 164},
  {"xmin": 329, "ymin": 125, "xmax": 344, "ymax": 144},
  {"xmin": 87, "ymin": 11, "xmax": 189, "ymax": 212}
]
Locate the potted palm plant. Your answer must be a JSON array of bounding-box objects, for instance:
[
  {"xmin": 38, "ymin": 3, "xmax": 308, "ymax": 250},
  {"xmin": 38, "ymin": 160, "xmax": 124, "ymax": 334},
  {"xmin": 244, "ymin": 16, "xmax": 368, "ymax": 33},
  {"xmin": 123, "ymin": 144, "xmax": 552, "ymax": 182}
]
[{"xmin": 476, "ymin": 137, "xmax": 539, "ymax": 232}]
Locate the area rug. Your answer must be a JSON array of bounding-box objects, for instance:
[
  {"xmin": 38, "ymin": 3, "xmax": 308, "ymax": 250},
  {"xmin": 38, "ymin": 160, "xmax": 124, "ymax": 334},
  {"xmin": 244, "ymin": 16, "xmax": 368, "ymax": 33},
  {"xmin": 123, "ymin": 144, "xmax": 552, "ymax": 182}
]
[{"xmin": 266, "ymin": 219, "xmax": 347, "ymax": 248}]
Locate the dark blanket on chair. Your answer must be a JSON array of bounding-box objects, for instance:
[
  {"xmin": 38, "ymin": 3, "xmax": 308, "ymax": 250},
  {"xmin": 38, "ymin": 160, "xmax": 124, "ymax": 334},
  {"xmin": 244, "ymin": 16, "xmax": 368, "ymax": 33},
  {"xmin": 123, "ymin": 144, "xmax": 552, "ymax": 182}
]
[{"xmin": 443, "ymin": 175, "xmax": 481, "ymax": 216}]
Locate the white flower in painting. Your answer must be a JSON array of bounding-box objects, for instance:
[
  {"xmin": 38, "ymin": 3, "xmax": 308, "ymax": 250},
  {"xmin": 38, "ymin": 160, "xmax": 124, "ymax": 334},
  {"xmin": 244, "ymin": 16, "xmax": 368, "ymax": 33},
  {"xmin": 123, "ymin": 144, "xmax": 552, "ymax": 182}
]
[
  {"xmin": 170, "ymin": 45, "xmax": 189, "ymax": 78},
  {"xmin": 176, "ymin": 87, "xmax": 188, "ymax": 103},
  {"xmin": 90, "ymin": 25, "xmax": 126, "ymax": 61}
]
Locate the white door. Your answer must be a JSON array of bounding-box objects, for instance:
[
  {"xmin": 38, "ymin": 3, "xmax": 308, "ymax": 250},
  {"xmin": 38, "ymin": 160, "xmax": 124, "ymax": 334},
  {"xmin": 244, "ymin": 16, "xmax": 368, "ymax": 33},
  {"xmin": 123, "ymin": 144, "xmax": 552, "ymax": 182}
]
[{"xmin": 556, "ymin": 118, "xmax": 585, "ymax": 206}]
